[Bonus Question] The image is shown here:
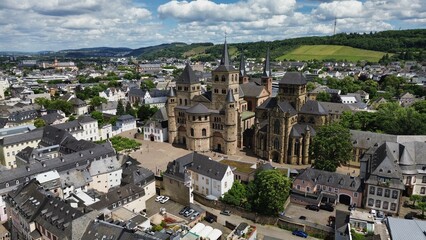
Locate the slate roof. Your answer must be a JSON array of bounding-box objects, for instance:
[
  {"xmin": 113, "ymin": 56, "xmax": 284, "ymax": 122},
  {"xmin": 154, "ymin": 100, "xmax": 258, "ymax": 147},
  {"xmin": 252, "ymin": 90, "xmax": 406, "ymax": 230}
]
[
  {"xmin": 121, "ymin": 163, "xmax": 155, "ymax": 186},
  {"xmin": 239, "ymin": 54, "xmax": 246, "ymax": 77},
  {"xmin": 240, "ymin": 82, "xmax": 265, "ymax": 98},
  {"xmin": 41, "ymin": 125, "xmax": 73, "ymax": 147},
  {"xmin": 186, "ymin": 103, "xmax": 210, "ymax": 114},
  {"xmin": 100, "ymin": 101, "xmax": 118, "ymax": 111},
  {"xmin": 151, "ymin": 107, "xmax": 168, "ymax": 122},
  {"xmin": 164, "ymin": 152, "xmax": 210, "ymax": 181},
  {"xmin": 177, "ymin": 63, "xmax": 199, "ymax": 84},
  {"xmin": 188, "ymin": 153, "xmax": 230, "ymax": 181},
  {"xmin": 225, "ymin": 89, "xmax": 235, "ymax": 103},
  {"xmin": 319, "ymin": 102, "xmax": 353, "ymax": 115},
  {"xmin": 257, "ymin": 97, "xmax": 298, "ymax": 116},
  {"xmin": 168, "ymin": 87, "xmax": 176, "ymax": 97},
  {"xmin": 41, "ymin": 113, "xmax": 65, "ymax": 125},
  {"xmin": 279, "ymin": 72, "xmax": 307, "ymax": 85},
  {"xmin": 0, "ymin": 128, "xmax": 43, "ymax": 146},
  {"xmin": 299, "ymin": 100, "xmax": 327, "ymax": 115},
  {"xmin": 262, "ymin": 48, "xmax": 271, "ymax": 77},
  {"xmin": 6, "ymin": 180, "xmax": 86, "ymax": 240},
  {"xmin": 335, "ymin": 210, "xmax": 350, "ymax": 236},
  {"xmin": 289, "ymin": 124, "xmax": 316, "ymax": 138},
  {"xmin": 128, "ymin": 88, "xmax": 146, "ymax": 97},
  {"xmin": 69, "ymin": 98, "xmax": 86, "ymax": 106},
  {"xmin": 214, "ymin": 41, "xmax": 236, "ymax": 72},
  {"xmin": 297, "ymin": 168, "xmax": 362, "ymax": 192},
  {"xmin": 81, "ymin": 220, "xmax": 131, "ymax": 240},
  {"xmin": 118, "ymin": 115, "xmax": 135, "ymax": 121},
  {"xmin": 89, "ymin": 184, "xmax": 145, "ymax": 211}
]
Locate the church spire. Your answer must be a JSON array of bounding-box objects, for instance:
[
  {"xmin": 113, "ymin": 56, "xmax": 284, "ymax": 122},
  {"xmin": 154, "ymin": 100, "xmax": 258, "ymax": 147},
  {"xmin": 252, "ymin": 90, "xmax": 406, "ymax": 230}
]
[
  {"xmin": 225, "ymin": 89, "xmax": 235, "ymax": 103},
  {"xmin": 220, "ymin": 39, "xmax": 230, "ymax": 66},
  {"xmin": 239, "ymin": 53, "xmax": 246, "ymax": 77},
  {"xmin": 262, "ymin": 48, "xmax": 271, "ymax": 77}
]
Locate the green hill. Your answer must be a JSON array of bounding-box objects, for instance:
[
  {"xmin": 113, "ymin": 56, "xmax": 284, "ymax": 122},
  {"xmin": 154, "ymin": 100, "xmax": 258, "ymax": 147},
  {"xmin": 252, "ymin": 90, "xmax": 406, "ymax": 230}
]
[{"xmin": 277, "ymin": 45, "xmax": 387, "ymax": 62}]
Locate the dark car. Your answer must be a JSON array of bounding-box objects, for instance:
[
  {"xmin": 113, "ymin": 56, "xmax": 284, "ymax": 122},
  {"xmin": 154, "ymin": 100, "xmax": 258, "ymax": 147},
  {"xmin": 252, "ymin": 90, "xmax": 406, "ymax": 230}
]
[
  {"xmin": 292, "ymin": 230, "xmax": 308, "ymax": 238},
  {"xmin": 205, "ymin": 215, "xmax": 215, "ymax": 223},
  {"xmin": 320, "ymin": 203, "xmax": 334, "ymax": 212},
  {"xmin": 179, "ymin": 206, "xmax": 189, "ymax": 215},
  {"xmin": 404, "ymin": 212, "xmax": 415, "ymax": 220},
  {"xmin": 305, "ymin": 204, "xmax": 320, "ymax": 211},
  {"xmin": 299, "ymin": 216, "xmax": 307, "ymax": 220},
  {"xmin": 220, "ymin": 210, "xmax": 231, "ymax": 216}
]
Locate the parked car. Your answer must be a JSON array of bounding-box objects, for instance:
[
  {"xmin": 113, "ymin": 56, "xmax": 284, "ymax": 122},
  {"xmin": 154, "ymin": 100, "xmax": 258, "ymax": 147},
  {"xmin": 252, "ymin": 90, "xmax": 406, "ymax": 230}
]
[
  {"xmin": 220, "ymin": 210, "xmax": 231, "ymax": 216},
  {"xmin": 292, "ymin": 230, "xmax": 308, "ymax": 238},
  {"xmin": 299, "ymin": 216, "xmax": 307, "ymax": 220},
  {"xmin": 159, "ymin": 196, "xmax": 169, "ymax": 204},
  {"xmin": 405, "ymin": 212, "xmax": 416, "ymax": 220},
  {"xmin": 205, "ymin": 216, "xmax": 215, "ymax": 223},
  {"xmin": 305, "ymin": 204, "xmax": 320, "ymax": 211},
  {"xmin": 190, "ymin": 211, "xmax": 200, "ymax": 220},
  {"xmin": 179, "ymin": 206, "xmax": 190, "ymax": 215},
  {"xmin": 320, "ymin": 203, "xmax": 334, "ymax": 212},
  {"xmin": 155, "ymin": 196, "xmax": 164, "ymax": 202},
  {"xmin": 184, "ymin": 209, "xmax": 195, "ymax": 217}
]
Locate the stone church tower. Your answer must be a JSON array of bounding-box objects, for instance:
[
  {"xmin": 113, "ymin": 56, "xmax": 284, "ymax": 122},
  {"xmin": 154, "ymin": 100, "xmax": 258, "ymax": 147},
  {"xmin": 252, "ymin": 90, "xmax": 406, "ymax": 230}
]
[{"xmin": 166, "ymin": 41, "xmax": 239, "ymax": 155}]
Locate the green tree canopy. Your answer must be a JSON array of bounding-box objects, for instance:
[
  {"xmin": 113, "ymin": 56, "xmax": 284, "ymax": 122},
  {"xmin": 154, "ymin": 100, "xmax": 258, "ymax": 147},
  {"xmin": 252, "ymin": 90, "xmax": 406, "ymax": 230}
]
[
  {"xmin": 117, "ymin": 100, "xmax": 125, "ymax": 116},
  {"xmin": 34, "ymin": 118, "xmax": 46, "ymax": 128},
  {"xmin": 311, "ymin": 123, "xmax": 353, "ymax": 172},
  {"xmin": 137, "ymin": 105, "xmax": 158, "ymax": 122},
  {"xmin": 140, "ymin": 80, "xmax": 156, "ymax": 91},
  {"xmin": 222, "ymin": 181, "xmax": 248, "ymax": 208},
  {"xmin": 90, "ymin": 96, "xmax": 107, "ymax": 107},
  {"xmin": 316, "ymin": 92, "xmax": 331, "ymax": 102},
  {"xmin": 247, "ymin": 169, "xmax": 291, "ymax": 216}
]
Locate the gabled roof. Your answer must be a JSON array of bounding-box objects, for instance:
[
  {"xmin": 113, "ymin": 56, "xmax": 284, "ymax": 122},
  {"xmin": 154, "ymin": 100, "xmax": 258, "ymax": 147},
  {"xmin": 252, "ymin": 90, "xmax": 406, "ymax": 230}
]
[
  {"xmin": 299, "ymin": 100, "xmax": 327, "ymax": 115},
  {"xmin": 177, "ymin": 63, "xmax": 199, "ymax": 84},
  {"xmin": 279, "ymin": 72, "xmax": 307, "ymax": 85},
  {"xmin": 151, "ymin": 107, "xmax": 168, "ymax": 122},
  {"xmin": 117, "ymin": 114, "xmax": 135, "ymax": 121},
  {"xmin": 257, "ymin": 97, "xmax": 297, "ymax": 116},
  {"xmin": 41, "ymin": 112, "xmax": 65, "ymax": 125},
  {"xmin": 240, "ymin": 82, "xmax": 265, "ymax": 98},
  {"xmin": 186, "ymin": 103, "xmax": 210, "ymax": 114},
  {"xmin": 168, "ymin": 87, "xmax": 176, "ymax": 97},
  {"xmin": 296, "ymin": 168, "xmax": 361, "ymax": 192},
  {"xmin": 290, "ymin": 124, "xmax": 316, "ymax": 138},
  {"xmin": 188, "ymin": 154, "xmax": 230, "ymax": 181}
]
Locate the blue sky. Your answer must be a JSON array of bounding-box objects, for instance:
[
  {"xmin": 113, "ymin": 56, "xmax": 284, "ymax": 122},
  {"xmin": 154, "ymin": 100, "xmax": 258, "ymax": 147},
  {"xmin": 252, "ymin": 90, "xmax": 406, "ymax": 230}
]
[{"xmin": 0, "ymin": 0, "xmax": 424, "ymax": 52}]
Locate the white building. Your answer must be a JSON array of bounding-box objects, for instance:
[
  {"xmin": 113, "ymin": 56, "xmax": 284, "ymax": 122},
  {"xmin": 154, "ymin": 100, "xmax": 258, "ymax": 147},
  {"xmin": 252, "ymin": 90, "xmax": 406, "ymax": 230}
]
[
  {"xmin": 143, "ymin": 107, "xmax": 168, "ymax": 142},
  {"xmin": 116, "ymin": 115, "xmax": 136, "ymax": 133},
  {"xmin": 188, "ymin": 155, "xmax": 234, "ymax": 199},
  {"xmin": 99, "ymin": 88, "xmax": 126, "ymax": 102}
]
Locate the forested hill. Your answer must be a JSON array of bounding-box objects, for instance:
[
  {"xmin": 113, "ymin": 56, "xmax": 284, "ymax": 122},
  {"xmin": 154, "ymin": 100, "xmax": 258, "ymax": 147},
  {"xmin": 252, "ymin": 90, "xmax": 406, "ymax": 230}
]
[
  {"xmin": 201, "ymin": 29, "xmax": 426, "ymax": 61},
  {"xmin": 48, "ymin": 29, "xmax": 425, "ymax": 61}
]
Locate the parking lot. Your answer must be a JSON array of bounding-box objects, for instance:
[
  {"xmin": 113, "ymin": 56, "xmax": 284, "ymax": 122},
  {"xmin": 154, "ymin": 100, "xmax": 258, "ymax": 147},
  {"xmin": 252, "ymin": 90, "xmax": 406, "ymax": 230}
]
[{"xmin": 284, "ymin": 203, "xmax": 335, "ymax": 227}]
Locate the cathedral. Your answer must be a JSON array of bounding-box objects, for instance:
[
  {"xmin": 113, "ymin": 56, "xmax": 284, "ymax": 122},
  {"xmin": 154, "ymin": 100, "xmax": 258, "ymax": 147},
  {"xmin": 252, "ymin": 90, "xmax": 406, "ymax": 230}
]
[{"xmin": 167, "ymin": 41, "xmax": 336, "ymax": 164}]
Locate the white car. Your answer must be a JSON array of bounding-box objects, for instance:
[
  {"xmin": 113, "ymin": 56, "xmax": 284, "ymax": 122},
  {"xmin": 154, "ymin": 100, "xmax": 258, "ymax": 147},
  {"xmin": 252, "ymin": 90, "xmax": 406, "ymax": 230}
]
[
  {"xmin": 160, "ymin": 196, "xmax": 170, "ymax": 204},
  {"xmin": 155, "ymin": 196, "xmax": 165, "ymax": 202}
]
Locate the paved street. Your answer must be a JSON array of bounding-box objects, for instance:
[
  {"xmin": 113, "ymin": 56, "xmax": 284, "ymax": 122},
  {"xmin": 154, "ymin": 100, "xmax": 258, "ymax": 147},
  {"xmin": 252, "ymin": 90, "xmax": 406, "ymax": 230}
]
[{"xmin": 199, "ymin": 202, "xmax": 320, "ymax": 240}]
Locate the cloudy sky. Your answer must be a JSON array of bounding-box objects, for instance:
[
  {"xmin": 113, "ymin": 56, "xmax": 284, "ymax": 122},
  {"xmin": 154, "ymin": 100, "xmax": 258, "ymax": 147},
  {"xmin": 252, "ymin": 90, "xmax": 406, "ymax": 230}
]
[{"xmin": 1, "ymin": 0, "xmax": 425, "ymax": 52}]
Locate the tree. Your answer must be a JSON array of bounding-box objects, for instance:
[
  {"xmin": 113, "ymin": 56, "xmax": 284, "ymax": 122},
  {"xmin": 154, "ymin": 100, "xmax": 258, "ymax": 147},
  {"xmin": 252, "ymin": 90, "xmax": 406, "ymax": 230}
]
[
  {"xmin": 90, "ymin": 96, "xmax": 107, "ymax": 107},
  {"xmin": 316, "ymin": 92, "xmax": 331, "ymax": 102},
  {"xmin": 410, "ymin": 194, "xmax": 422, "ymax": 207},
  {"xmin": 125, "ymin": 102, "xmax": 136, "ymax": 117},
  {"xmin": 137, "ymin": 105, "xmax": 158, "ymax": 122},
  {"xmin": 222, "ymin": 181, "xmax": 247, "ymax": 207},
  {"xmin": 90, "ymin": 111, "xmax": 105, "ymax": 126},
  {"xmin": 140, "ymin": 80, "xmax": 156, "ymax": 91},
  {"xmin": 34, "ymin": 118, "xmax": 45, "ymax": 128},
  {"xmin": 68, "ymin": 115, "xmax": 76, "ymax": 122},
  {"xmin": 412, "ymin": 100, "xmax": 426, "ymax": 114},
  {"xmin": 311, "ymin": 123, "xmax": 353, "ymax": 172},
  {"xmin": 117, "ymin": 100, "xmax": 125, "ymax": 116},
  {"xmin": 247, "ymin": 169, "xmax": 291, "ymax": 216},
  {"xmin": 418, "ymin": 202, "xmax": 426, "ymax": 218}
]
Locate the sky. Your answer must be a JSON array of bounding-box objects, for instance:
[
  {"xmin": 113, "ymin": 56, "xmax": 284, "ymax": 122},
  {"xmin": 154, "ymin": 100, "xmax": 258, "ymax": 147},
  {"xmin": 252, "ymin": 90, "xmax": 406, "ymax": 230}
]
[{"xmin": 0, "ymin": 0, "xmax": 425, "ymax": 52}]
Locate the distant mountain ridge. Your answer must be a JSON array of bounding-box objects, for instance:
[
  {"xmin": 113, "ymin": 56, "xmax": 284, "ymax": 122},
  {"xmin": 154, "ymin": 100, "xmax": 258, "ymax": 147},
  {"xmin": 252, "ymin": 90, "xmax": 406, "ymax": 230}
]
[{"xmin": 2, "ymin": 29, "xmax": 424, "ymax": 60}]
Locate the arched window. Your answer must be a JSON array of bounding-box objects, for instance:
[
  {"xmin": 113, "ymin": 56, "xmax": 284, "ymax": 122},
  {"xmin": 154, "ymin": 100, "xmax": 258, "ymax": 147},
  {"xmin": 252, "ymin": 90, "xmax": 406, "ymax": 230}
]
[
  {"xmin": 190, "ymin": 128, "xmax": 194, "ymax": 136},
  {"xmin": 274, "ymin": 138, "xmax": 280, "ymax": 149},
  {"xmin": 309, "ymin": 117, "xmax": 315, "ymax": 124},
  {"xmin": 215, "ymin": 75, "xmax": 219, "ymax": 82},
  {"xmin": 221, "ymin": 75, "xmax": 226, "ymax": 82},
  {"xmin": 300, "ymin": 116, "xmax": 305, "ymax": 123},
  {"xmin": 202, "ymin": 128, "xmax": 206, "ymax": 136},
  {"xmin": 274, "ymin": 120, "xmax": 280, "ymax": 134}
]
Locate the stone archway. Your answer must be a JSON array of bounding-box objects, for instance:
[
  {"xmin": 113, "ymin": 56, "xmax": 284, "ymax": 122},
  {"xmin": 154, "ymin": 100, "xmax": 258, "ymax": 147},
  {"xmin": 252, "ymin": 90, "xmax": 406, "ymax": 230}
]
[
  {"xmin": 212, "ymin": 132, "xmax": 225, "ymax": 153},
  {"xmin": 177, "ymin": 126, "xmax": 186, "ymax": 144},
  {"xmin": 339, "ymin": 194, "xmax": 351, "ymax": 206},
  {"xmin": 271, "ymin": 151, "xmax": 280, "ymax": 163}
]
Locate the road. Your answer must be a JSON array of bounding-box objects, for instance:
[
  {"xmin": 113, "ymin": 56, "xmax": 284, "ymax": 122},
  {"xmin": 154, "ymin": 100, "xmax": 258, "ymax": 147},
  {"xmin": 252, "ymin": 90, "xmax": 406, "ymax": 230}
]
[{"xmin": 199, "ymin": 202, "xmax": 319, "ymax": 240}]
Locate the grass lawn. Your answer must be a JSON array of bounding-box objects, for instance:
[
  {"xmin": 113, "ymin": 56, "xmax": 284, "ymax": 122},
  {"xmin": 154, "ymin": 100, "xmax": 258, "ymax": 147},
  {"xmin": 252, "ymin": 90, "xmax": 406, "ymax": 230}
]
[
  {"xmin": 183, "ymin": 46, "xmax": 212, "ymax": 57},
  {"xmin": 220, "ymin": 160, "xmax": 256, "ymax": 173},
  {"xmin": 277, "ymin": 45, "xmax": 387, "ymax": 62}
]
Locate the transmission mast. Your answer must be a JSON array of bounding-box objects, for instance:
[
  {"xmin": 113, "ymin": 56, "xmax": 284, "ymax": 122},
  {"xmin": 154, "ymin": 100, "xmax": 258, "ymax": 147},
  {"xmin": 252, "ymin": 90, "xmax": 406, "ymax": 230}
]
[{"xmin": 333, "ymin": 17, "xmax": 337, "ymax": 35}]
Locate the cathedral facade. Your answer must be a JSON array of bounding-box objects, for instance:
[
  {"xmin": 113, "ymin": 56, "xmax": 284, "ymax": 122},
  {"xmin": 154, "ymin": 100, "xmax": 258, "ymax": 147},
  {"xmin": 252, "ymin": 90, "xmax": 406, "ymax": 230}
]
[{"xmin": 167, "ymin": 41, "xmax": 336, "ymax": 164}]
